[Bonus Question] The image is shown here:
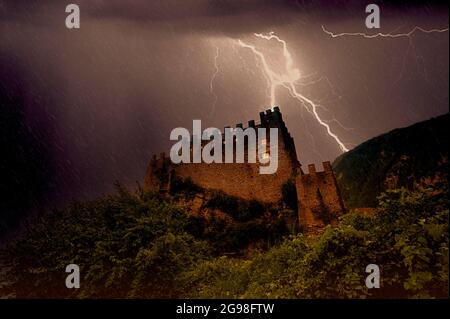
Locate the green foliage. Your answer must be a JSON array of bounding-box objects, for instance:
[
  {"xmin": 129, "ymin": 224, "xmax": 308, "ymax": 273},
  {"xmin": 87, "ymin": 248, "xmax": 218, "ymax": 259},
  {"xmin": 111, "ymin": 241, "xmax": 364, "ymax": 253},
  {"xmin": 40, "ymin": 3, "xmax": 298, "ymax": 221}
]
[
  {"xmin": 182, "ymin": 186, "xmax": 448, "ymax": 298},
  {"xmin": 170, "ymin": 176, "xmax": 201, "ymax": 200},
  {"xmin": 2, "ymin": 184, "xmax": 448, "ymax": 299},
  {"xmin": 205, "ymin": 190, "xmax": 265, "ymax": 222},
  {"xmin": 3, "ymin": 184, "xmax": 211, "ymax": 298},
  {"xmin": 195, "ymin": 215, "xmax": 288, "ymax": 254},
  {"xmin": 200, "ymin": 191, "xmax": 290, "ymax": 253}
]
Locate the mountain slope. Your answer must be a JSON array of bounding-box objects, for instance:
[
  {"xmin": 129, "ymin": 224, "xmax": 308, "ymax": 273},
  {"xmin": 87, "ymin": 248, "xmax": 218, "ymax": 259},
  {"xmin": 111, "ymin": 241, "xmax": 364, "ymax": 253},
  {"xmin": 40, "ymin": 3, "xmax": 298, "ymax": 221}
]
[{"xmin": 333, "ymin": 114, "xmax": 449, "ymax": 208}]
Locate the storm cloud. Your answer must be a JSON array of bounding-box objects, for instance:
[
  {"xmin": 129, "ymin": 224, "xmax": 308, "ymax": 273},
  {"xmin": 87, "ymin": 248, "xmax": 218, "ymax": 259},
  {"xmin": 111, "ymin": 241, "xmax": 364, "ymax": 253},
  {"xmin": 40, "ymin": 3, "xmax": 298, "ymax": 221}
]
[{"xmin": 0, "ymin": 0, "xmax": 448, "ymax": 211}]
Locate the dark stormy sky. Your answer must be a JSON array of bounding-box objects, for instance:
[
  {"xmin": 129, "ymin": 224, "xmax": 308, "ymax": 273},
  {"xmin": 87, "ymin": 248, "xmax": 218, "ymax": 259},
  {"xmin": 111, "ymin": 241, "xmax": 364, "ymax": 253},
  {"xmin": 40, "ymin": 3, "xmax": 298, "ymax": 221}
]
[{"xmin": 0, "ymin": 1, "xmax": 448, "ymax": 206}]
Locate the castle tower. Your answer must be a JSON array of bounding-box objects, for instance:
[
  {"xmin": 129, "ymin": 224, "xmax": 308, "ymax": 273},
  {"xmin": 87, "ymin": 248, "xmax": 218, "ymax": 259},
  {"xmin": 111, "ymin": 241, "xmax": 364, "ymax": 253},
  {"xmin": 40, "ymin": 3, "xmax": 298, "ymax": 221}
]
[{"xmin": 295, "ymin": 161, "xmax": 345, "ymax": 234}]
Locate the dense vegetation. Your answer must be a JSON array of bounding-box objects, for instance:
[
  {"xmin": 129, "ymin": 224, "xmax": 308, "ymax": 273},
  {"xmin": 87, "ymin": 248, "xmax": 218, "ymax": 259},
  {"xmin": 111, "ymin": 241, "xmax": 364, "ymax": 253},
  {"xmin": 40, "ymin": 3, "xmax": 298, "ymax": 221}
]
[
  {"xmin": 2, "ymin": 180, "xmax": 447, "ymax": 298},
  {"xmin": 333, "ymin": 114, "xmax": 448, "ymax": 208}
]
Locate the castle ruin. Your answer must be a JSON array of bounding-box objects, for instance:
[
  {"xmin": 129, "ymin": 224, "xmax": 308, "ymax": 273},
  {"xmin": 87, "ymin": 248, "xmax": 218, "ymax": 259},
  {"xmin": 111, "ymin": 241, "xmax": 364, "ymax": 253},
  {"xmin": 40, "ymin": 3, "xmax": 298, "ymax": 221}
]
[{"xmin": 144, "ymin": 107, "xmax": 345, "ymax": 234}]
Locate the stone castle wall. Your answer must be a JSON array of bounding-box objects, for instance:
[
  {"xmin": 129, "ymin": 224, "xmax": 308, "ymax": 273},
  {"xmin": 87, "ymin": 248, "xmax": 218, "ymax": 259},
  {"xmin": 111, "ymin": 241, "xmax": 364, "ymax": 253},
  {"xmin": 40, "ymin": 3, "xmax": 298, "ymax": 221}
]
[
  {"xmin": 171, "ymin": 133, "xmax": 296, "ymax": 203},
  {"xmin": 144, "ymin": 107, "xmax": 346, "ymax": 233}
]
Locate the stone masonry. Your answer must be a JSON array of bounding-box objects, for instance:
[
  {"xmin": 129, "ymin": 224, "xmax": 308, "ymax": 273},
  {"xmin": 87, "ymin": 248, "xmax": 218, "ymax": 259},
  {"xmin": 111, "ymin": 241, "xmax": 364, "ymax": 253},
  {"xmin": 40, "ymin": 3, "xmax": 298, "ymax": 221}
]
[{"xmin": 144, "ymin": 107, "xmax": 346, "ymax": 234}]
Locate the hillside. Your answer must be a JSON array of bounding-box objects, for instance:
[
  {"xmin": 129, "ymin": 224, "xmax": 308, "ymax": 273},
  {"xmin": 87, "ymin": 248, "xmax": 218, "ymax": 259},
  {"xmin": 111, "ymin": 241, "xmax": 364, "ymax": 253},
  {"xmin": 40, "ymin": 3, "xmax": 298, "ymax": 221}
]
[{"xmin": 333, "ymin": 114, "xmax": 449, "ymax": 208}]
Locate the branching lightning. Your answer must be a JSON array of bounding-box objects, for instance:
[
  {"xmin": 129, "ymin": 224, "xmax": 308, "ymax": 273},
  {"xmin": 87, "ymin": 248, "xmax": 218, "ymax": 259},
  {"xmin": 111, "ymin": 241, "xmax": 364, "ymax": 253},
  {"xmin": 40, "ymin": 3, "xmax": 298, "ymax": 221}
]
[
  {"xmin": 321, "ymin": 25, "xmax": 449, "ymax": 39},
  {"xmin": 207, "ymin": 25, "xmax": 447, "ymax": 154},
  {"xmin": 321, "ymin": 24, "xmax": 449, "ymax": 112},
  {"xmin": 236, "ymin": 32, "xmax": 349, "ymax": 153}
]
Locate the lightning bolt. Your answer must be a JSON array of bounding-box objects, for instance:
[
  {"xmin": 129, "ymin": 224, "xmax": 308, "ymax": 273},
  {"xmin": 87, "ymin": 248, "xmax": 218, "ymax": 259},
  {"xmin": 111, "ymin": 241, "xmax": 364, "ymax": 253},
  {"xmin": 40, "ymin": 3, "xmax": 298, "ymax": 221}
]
[
  {"xmin": 209, "ymin": 45, "xmax": 220, "ymax": 117},
  {"xmin": 321, "ymin": 25, "xmax": 449, "ymax": 38},
  {"xmin": 321, "ymin": 24, "xmax": 449, "ymax": 109},
  {"xmin": 236, "ymin": 32, "xmax": 349, "ymax": 153}
]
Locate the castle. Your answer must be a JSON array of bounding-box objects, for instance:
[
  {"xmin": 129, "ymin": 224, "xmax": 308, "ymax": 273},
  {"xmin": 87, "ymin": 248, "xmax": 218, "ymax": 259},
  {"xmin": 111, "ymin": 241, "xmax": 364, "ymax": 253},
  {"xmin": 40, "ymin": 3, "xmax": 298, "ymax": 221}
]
[{"xmin": 144, "ymin": 107, "xmax": 345, "ymax": 234}]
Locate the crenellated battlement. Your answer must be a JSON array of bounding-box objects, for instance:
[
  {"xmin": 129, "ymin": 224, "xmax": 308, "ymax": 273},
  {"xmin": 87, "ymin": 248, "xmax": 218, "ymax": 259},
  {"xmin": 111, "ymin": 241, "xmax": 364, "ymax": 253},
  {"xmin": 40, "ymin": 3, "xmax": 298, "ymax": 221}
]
[
  {"xmin": 259, "ymin": 106, "xmax": 284, "ymax": 127},
  {"xmin": 222, "ymin": 106, "xmax": 287, "ymax": 134},
  {"xmin": 307, "ymin": 164, "xmax": 316, "ymax": 175},
  {"xmin": 177, "ymin": 107, "xmax": 298, "ymax": 165}
]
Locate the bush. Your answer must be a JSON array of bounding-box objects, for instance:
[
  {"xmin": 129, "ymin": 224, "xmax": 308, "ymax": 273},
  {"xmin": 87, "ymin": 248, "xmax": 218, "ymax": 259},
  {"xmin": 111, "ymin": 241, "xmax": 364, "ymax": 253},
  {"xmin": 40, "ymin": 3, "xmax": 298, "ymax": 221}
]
[
  {"xmin": 170, "ymin": 176, "xmax": 201, "ymax": 200},
  {"xmin": 2, "ymin": 184, "xmax": 447, "ymax": 298},
  {"xmin": 181, "ymin": 186, "xmax": 448, "ymax": 298},
  {"xmin": 3, "ymin": 184, "xmax": 211, "ymax": 298},
  {"xmin": 205, "ymin": 191, "xmax": 265, "ymax": 222}
]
